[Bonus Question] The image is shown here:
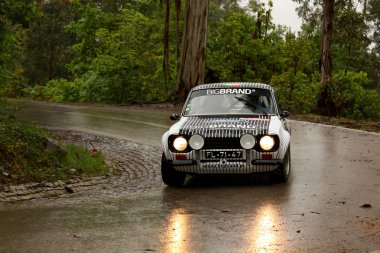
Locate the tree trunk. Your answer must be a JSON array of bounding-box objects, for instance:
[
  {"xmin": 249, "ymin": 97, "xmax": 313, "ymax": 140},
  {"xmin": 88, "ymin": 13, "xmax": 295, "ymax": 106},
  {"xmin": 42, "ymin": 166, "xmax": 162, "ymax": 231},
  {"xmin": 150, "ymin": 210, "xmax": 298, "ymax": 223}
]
[
  {"xmin": 163, "ymin": 0, "xmax": 170, "ymax": 96},
  {"xmin": 175, "ymin": 0, "xmax": 181, "ymax": 58},
  {"xmin": 318, "ymin": 0, "xmax": 335, "ymax": 115},
  {"xmin": 176, "ymin": 0, "xmax": 209, "ymax": 102}
]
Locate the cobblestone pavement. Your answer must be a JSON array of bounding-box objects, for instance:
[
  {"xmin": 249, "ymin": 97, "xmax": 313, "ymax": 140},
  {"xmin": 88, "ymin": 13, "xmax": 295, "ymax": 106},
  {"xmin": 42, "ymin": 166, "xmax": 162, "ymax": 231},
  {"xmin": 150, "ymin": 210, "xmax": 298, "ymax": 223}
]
[{"xmin": 0, "ymin": 129, "xmax": 164, "ymax": 206}]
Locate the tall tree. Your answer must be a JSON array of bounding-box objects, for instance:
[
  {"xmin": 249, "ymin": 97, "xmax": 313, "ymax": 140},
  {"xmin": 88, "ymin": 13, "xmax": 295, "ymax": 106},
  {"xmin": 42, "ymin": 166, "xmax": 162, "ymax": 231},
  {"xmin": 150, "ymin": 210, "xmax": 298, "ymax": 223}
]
[
  {"xmin": 318, "ymin": 0, "xmax": 335, "ymax": 115},
  {"xmin": 334, "ymin": 0, "xmax": 369, "ymax": 74},
  {"xmin": 0, "ymin": 0, "xmax": 34, "ymax": 94},
  {"xmin": 161, "ymin": 0, "xmax": 182, "ymax": 98},
  {"xmin": 176, "ymin": 0, "xmax": 209, "ymax": 101},
  {"xmin": 368, "ymin": 0, "xmax": 380, "ymax": 89},
  {"xmin": 23, "ymin": 0, "xmax": 76, "ymax": 86}
]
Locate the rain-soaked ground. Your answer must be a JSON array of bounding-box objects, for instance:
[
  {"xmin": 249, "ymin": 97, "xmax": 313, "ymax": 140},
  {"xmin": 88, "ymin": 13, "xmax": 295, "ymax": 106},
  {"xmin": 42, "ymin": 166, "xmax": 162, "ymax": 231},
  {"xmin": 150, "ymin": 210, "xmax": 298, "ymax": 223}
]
[{"xmin": 0, "ymin": 100, "xmax": 379, "ymax": 253}]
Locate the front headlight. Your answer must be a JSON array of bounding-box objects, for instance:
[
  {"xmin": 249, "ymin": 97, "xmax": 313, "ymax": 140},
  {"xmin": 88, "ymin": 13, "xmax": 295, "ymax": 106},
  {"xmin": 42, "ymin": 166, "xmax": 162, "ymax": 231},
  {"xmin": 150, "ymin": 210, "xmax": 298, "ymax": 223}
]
[
  {"xmin": 173, "ymin": 136, "xmax": 188, "ymax": 152},
  {"xmin": 259, "ymin": 135, "xmax": 275, "ymax": 151},
  {"xmin": 189, "ymin": 134, "xmax": 204, "ymax": 150},
  {"xmin": 240, "ymin": 134, "xmax": 255, "ymax": 149}
]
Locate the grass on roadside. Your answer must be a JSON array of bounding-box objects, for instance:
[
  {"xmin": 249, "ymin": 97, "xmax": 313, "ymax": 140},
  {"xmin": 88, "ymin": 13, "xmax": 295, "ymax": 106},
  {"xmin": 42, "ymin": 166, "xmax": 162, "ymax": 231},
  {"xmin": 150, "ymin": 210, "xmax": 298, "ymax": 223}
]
[{"xmin": 0, "ymin": 101, "xmax": 108, "ymax": 184}]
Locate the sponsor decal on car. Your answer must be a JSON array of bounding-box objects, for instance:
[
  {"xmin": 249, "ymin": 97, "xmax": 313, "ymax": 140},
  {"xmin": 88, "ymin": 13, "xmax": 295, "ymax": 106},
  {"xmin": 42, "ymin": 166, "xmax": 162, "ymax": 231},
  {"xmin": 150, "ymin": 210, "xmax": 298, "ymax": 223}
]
[
  {"xmin": 209, "ymin": 124, "xmax": 256, "ymax": 129},
  {"xmin": 206, "ymin": 88, "xmax": 255, "ymax": 95}
]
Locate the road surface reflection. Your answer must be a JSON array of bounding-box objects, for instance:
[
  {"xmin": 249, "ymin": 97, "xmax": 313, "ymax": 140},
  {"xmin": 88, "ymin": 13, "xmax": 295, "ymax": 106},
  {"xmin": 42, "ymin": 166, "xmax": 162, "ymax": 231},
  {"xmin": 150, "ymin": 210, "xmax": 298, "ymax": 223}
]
[
  {"xmin": 248, "ymin": 203, "xmax": 282, "ymax": 252},
  {"xmin": 161, "ymin": 184, "xmax": 290, "ymax": 253},
  {"xmin": 166, "ymin": 208, "xmax": 189, "ymax": 253}
]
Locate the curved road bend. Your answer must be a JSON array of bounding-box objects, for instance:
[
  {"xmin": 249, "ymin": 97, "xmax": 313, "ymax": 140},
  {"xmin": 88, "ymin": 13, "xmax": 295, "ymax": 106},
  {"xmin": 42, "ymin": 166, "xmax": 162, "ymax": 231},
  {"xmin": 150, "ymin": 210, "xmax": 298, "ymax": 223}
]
[{"xmin": 0, "ymin": 100, "xmax": 379, "ymax": 253}]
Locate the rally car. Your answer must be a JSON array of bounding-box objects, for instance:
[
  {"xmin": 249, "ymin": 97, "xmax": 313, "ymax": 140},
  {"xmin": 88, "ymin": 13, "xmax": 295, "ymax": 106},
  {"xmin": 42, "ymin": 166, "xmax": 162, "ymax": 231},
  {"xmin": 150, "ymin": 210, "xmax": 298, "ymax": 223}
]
[{"xmin": 161, "ymin": 82, "xmax": 291, "ymax": 186}]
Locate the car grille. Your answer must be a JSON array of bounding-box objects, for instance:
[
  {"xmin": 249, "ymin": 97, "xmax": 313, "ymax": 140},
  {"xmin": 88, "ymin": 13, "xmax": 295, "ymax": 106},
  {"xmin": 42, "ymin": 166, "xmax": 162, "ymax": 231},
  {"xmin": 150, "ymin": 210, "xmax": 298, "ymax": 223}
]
[{"xmin": 203, "ymin": 137, "xmax": 241, "ymax": 149}]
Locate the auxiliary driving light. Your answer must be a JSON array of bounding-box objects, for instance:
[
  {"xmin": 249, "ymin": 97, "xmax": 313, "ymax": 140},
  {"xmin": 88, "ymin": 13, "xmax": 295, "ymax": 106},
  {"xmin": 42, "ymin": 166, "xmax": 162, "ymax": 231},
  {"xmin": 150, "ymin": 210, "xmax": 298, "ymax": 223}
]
[
  {"xmin": 240, "ymin": 134, "xmax": 256, "ymax": 150},
  {"xmin": 259, "ymin": 135, "xmax": 275, "ymax": 151},
  {"xmin": 189, "ymin": 134, "xmax": 204, "ymax": 150},
  {"xmin": 173, "ymin": 136, "xmax": 188, "ymax": 152}
]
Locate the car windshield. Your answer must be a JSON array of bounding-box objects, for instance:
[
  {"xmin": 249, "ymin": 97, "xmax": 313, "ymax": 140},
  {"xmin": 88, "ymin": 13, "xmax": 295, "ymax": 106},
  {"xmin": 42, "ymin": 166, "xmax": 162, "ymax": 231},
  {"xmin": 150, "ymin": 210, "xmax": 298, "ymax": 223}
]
[{"xmin": 183, "ymin": 88, "xmax": 276, "ymax": 116}]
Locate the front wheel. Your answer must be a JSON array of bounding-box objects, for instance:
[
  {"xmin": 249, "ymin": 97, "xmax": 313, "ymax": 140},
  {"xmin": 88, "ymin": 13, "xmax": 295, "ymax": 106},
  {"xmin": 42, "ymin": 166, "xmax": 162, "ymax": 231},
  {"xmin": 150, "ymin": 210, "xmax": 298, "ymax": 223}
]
[
  {"xmin": 161, "ymin": 153, "xmax": 186, "ymax": 187},
  {"xmin": 270, "ymin": 147, "xmax": 291, "ymax": 183}
]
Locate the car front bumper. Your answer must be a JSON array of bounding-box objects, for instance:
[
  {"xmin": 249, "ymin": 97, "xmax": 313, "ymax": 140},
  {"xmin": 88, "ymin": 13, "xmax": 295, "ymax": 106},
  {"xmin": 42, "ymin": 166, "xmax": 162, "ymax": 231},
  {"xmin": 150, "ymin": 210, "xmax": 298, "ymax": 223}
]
[{"xmin": 166, "ymin": 149, "xmax": 283, "ymax": 174}]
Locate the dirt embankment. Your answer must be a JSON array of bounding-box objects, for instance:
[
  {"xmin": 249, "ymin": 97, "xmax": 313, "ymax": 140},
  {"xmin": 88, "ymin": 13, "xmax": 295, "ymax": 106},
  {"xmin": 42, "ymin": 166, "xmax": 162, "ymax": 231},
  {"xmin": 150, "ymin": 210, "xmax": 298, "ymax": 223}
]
[{"xmin": 289, "ymin": 114, "xmax": 380, "ymax": 133}]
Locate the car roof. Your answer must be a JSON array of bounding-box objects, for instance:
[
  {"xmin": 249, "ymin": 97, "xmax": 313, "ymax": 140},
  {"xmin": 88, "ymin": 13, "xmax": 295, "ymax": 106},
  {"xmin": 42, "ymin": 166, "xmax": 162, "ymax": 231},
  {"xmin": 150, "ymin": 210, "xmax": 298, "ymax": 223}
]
[{"xmin": 192, "ymin": 82, "xmax": 274, "ymax": 92}]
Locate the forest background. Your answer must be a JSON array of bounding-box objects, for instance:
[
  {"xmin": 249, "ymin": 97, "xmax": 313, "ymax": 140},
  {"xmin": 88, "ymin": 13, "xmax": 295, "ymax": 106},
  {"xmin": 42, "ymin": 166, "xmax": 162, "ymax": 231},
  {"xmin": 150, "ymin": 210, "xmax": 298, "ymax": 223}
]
[{"xmin": 0, "ymin": 0, "xmax": 379, "ymax": 120}]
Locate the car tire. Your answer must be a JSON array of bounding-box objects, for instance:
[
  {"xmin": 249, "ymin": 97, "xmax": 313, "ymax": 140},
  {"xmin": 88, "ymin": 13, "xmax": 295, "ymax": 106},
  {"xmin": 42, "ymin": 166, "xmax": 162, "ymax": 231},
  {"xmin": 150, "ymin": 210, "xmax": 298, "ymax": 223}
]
[
  {"xmin": 270, "ymin": 147, "xmax": 291, "ymax": 183},
  {"xmin": 161, "ymin": 153, "xmax": 186, "ymax": 187}
]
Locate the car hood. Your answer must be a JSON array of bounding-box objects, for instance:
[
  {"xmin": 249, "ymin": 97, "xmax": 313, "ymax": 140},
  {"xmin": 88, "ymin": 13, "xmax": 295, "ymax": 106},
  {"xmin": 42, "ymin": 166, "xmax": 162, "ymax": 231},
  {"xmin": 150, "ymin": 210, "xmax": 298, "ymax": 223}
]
[{"xmin": 167, "ymin": 115, "xmax": 282, "ymax": 138}]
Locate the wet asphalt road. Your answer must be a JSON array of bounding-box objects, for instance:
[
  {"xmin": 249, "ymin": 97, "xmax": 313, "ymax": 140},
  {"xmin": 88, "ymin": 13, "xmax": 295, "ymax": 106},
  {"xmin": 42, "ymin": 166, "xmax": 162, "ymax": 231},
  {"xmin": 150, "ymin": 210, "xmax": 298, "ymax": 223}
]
[
  {"xmin": 13, "ymin": 100, "xmax": 172, "ymax": 146},
  {"xmin": 0, "ymin": 100, "xmax": 379, "ymax": 253}
]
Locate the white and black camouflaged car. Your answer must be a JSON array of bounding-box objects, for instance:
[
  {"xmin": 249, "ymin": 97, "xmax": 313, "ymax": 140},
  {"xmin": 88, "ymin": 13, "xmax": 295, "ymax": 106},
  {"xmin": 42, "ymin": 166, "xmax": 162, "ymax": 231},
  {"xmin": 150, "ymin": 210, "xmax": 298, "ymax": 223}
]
[{"xmin": 161, "ymin": 82, "xmax": 291, "ymax": 186}]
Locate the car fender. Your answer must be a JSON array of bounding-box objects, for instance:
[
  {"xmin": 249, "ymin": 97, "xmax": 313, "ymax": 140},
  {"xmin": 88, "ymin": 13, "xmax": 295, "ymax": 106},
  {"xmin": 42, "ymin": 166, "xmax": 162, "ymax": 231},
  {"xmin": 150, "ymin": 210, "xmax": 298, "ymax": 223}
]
[{"xmin": 268, "ymin": 116, "xmax": 291, "ymax": 159}]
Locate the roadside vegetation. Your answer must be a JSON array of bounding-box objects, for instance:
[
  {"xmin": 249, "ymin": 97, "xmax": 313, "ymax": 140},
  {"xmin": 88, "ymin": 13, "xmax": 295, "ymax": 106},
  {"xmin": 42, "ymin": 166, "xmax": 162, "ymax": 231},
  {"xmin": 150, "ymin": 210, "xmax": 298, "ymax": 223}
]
[
  {"xmin": 0, "ymin": 0, "xmax": 379, "ymax": 121},
  {"xmin": 0, "ymin": 99, "xmax": 108, "ymax": 185}
]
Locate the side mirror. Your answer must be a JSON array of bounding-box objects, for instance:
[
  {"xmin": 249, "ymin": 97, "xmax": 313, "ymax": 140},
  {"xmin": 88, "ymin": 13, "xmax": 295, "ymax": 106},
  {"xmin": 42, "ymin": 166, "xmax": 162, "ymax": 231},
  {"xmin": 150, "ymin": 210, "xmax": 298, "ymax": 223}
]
[
  {"xmin": 280, "ymin": 111, "xmax": 290, "ymax": 118},
  {"xmin": 170, "ymin": 114, "xmax": 180, "ymax": 120}
]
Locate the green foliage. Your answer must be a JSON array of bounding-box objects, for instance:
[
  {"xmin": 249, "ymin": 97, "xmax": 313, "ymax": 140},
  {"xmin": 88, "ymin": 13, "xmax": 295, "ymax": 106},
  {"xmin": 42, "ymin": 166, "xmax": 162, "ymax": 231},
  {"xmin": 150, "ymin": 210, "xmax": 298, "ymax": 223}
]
[
  {"xmin": 368, "ymin": 0, "xmax": 380, "ymax": 55},
  {"xmin": 65, "ymin": 3, "xmax": 117, "ymax": 76},
  {"xmin": 0, "ymin": 98, "xmax": 108, "ymax": 184},
  {"xmin": 206, "ymin": 8, "xmax": 284, "ymax": 83},
  {"xmin": 64, "ymin": 144, "xmax": 106, "ymax": 176},
  {"xmin": 43, "ymin": 79, "xmax": 81, "ymax": 102},
  {"xmin": 268, "ymin": 28, "xmax": 324, "ymax": 114},
  {"xmin": 0, "ymin": 117, "xmax": 108, "ymax": 184},
  {"xmin": 330, "ymin": 71, "xmax": 380, "ymax": 120},
  {"xmin": 61, "ymin": 3, "xmax": 171, "ymax": 103},
  {"xmin": 0, "ymin": 0, "xmax": 35, "ymax": 27},
  {"xmin": 0, "ymin": 19, "xmax": 24, "ymax": 96},
  {"xmin": 0, "ymin": 0, "xmax": 35, "ymax": 96},
  {"xmin": 333, "ymin": 2, "xmax": 369, "ymax": 74},
  {"xmin": 0, "ymin": 98, "xmax": 17, "ymax": 120},
  {"xmin": 22, "ymin": 0, "xmax": 76, "ymax": 86},
  {"xmin": 0, "ymin": 0, "xmax": 379, "ymax": 121},
  {"xmin": 282, "ymin": 32, "xmax": 319, "ymax": 78},
  {"xmin": 23, "ymin": 85, "xmax": 46, "ymax": 100},
  {"xmin": 271, "ymin": 71, "xmax": 320, "ymax": 113}
]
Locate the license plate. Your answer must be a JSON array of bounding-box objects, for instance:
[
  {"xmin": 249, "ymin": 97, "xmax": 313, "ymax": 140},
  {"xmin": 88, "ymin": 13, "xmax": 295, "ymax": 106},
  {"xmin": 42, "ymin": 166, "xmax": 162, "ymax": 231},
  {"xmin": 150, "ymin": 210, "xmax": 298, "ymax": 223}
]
[{"xmin": 204, "ymin": 151, "xmax": 244, "ymax": 159}]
